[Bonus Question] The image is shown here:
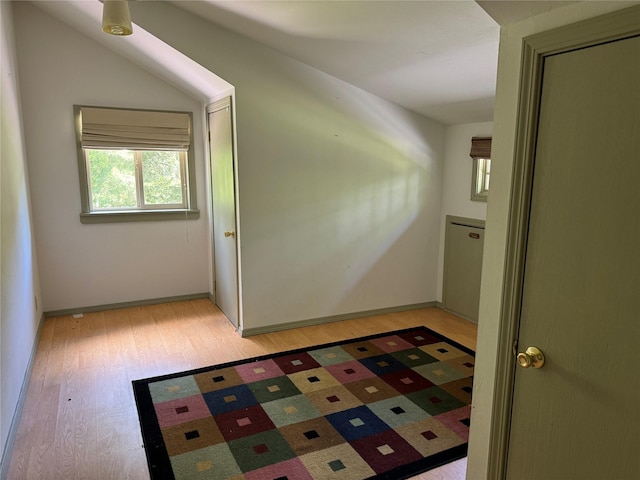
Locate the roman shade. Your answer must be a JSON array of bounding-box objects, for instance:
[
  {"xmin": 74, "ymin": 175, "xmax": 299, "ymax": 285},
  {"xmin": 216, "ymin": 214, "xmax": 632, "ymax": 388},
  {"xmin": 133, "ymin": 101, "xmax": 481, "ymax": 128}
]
[
  {"xmin": 470, "ymin": 137, "xmax": 492, "ymax": 159},
  {"xmin": 79, "ymin": 106, "xmax": 191, "ymax": 150}
]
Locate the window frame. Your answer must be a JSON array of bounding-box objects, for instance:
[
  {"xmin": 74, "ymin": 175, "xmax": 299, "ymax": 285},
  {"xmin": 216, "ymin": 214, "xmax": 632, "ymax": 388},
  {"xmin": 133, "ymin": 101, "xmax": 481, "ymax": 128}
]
[
  {"xmin": 74, "ymin": 105, "xmax": 199, "ymax": 224},
  {"xmin": 84, "ymin": 149, "xmax": 189, "ymax": 211},
  {"xmin": 471, "ymin": 156, "xmax": 491, "ymax": 202},
  {"xmin": 470, "ymin": 136, "xmax": 492, "ymax": 203}
]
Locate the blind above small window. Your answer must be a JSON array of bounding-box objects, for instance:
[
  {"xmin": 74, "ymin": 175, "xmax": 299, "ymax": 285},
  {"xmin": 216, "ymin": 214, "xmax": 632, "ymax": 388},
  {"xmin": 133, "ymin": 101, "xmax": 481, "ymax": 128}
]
[
  {"xmin": 470, "ymin": 137, "xmax": 492, "ymax": 159},
  {"xmin": 79, "ymin": 106, "xmax": 191, "ymax": 150}
]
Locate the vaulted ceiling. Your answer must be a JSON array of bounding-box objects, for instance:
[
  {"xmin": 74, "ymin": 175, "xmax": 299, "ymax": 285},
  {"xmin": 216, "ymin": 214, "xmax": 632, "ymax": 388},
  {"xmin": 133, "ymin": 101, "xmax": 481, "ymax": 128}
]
[
  {"xmin": 33, "ymin": 0, "xmax": 577, "ymax": 125},
  {"xmin": 168, "ymin": 1, "xmax": 575, "ymax": 124}
]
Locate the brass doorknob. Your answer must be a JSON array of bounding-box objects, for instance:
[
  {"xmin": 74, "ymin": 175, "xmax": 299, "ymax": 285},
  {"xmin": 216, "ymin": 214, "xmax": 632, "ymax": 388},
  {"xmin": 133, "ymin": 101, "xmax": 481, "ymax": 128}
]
[
  {"xmin": 517, "ymin": 346, "xmax": 545, "ymax": 369},
  {"xmin": 224, "ymin": 231, "xmax": 235, "ymax": 238}
]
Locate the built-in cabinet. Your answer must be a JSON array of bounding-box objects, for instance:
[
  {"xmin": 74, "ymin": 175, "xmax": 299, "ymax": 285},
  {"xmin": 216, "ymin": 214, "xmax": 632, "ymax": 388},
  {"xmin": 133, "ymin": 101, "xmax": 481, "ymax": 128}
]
[{"xmin": 442, "ymin": 215, "xmax": 485, "ymax": 322}]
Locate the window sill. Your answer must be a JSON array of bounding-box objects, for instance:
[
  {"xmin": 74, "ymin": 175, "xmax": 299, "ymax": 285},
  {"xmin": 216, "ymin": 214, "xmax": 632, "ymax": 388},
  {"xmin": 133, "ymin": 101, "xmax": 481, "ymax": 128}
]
[
  {"xmin": 80, "ymin": 209, "xmax": 200, "ymax": 224},
  {"xmin": 471, "ymin": 193, "xmax": 488, "ymax": 203}
]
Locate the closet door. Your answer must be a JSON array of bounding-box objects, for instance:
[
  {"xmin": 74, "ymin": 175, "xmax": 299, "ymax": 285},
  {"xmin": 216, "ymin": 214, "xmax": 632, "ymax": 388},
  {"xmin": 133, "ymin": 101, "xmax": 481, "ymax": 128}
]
[
  {"xmin": 505, "ymin": 31, "xmax": 639, "ymax": 480},
  {"xmin": 209, "ymin": 98, "xmax": 240, "ymax": 329}
]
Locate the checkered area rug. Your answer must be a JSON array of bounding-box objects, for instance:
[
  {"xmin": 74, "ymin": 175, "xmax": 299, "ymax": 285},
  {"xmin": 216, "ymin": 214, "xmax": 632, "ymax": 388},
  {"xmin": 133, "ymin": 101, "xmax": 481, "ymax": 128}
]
[{"xmin": 133, "ymin": 327, "xmax": 474, "ymax": 479}]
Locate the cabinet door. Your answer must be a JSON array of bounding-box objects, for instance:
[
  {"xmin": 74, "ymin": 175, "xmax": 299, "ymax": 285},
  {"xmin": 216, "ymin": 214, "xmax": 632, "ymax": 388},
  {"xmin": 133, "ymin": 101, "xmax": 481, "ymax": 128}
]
[{"xmin": 443, "ymin": 218, "xmax": 484, "ymax": 322}]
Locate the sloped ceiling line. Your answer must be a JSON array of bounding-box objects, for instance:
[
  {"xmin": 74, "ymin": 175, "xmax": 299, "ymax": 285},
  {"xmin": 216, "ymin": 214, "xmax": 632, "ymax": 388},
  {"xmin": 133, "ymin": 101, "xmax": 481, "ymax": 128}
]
[{"xmin": 32, "ymin": 0, "xmax": 234, "ymax": 105}]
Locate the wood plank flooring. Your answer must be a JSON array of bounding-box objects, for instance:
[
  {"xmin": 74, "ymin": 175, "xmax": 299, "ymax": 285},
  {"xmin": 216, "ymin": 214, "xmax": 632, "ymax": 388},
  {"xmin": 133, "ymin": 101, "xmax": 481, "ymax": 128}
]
[{"xmin": 6, "ymin": 299, "xmax": 476, "ymax": 479}]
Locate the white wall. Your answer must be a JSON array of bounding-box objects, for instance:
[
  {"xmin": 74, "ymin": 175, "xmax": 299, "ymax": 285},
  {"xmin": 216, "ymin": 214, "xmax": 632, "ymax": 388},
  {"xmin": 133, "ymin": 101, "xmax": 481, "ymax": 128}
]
[
  {"xmin": 0, "ymin": 1, "xmax": 42, "ymax": 468},
  {"xmin": 466, "ymin": 2, "xmax": 636, "ymax": 478},
  {"xmin": 130, "ymin": 2, "xmax": 447, "ymax": 331},
  {"xmin": 13, "ymin": 3, "xmax": 210, "ymax": 312},
  {"xmin": 436, "ymin": 122, "xmax": 492, "ymax": 301}
]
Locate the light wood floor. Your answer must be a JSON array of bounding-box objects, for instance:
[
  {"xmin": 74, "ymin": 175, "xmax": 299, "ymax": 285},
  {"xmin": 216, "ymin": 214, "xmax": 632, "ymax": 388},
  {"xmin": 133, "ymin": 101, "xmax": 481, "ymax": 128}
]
[{"xmin": 6, "ymin": 299, "xmax": 476, "ymax": 479}]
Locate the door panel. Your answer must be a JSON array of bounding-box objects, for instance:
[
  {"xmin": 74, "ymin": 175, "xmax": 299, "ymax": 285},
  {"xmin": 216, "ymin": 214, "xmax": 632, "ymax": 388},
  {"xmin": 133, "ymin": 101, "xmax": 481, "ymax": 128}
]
[
  {"xmin": 443, "ymin": 217, "xmax": 484, "ymax": 323},
  {"xmin": 209, "ymin": 100, "xmax": 239, "ymax": 328},
  {"xmin": 506, "ymin": 36, "xmax": 639, "ymax": 478}
]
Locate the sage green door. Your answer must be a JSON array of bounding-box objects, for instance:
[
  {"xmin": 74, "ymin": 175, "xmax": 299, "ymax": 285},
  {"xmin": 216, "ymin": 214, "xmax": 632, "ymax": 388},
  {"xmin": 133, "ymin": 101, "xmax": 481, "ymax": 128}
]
[
  {"xmin": 506, "ymin": 32, "xmax": 640, "ymax": 479},
  {"xmin": 209, "ymin": 99, "xmax": 239, "ymax": 328},
  {"xmin": 443, "ymin": 217, "xmax": 484, "ymax": 323}
]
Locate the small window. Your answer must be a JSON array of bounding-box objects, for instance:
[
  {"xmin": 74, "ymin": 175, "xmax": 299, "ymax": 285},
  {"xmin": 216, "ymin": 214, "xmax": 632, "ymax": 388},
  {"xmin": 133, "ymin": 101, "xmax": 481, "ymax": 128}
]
[
  {"xmin": 473, "ymin": 157, "xmax": 491, "ymax": 199},
  {"xmin": 74, "ymin": 106, "xmax": 199, "ymax": 223},
  {"xmin": 470, "ymin": 137, "xmax": 491, "ymax": 202},
  {"xmin": 85, "ymin": 149, "xmax": 187, "ymax": 210}
]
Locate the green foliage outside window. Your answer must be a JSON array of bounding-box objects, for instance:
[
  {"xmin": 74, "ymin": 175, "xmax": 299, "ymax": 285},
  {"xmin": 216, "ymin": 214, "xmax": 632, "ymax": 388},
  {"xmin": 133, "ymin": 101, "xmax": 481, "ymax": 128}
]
[
  {"xmin": 86, "ymin": 149, "xmax": 186, "ymax": 210},
  {"xmin": 87, "ymin": 150, "xmax": 136, "ymax": 209},
  {"xmin": 141, "ymin": 151, "xmax": 183, "ymax": 205}
]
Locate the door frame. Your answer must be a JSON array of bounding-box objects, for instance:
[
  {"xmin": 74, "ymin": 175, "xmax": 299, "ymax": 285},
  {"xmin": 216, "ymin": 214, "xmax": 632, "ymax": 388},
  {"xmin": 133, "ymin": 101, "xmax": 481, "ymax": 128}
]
[
  {"xmin": 487, "ymin": 7, "xmax": 640, "ymax": 478},
  {"xmin": 206, "ymin": 96, "xmax": 243, "ymax": 330}
]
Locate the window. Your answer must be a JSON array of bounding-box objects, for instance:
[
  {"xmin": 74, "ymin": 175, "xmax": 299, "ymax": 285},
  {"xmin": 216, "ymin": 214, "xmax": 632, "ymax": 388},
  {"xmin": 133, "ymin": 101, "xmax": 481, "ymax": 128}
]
[
  {"xmin": 470, "ymin": 136, "xmax": 491, "ymax": 202},
  {"xmin": 74, "ymin": 106, "xmax": 199, "ymax": 223},
  {"xmin": 474, "ymin": 157, "xmax": 491, "ymax": 197}
]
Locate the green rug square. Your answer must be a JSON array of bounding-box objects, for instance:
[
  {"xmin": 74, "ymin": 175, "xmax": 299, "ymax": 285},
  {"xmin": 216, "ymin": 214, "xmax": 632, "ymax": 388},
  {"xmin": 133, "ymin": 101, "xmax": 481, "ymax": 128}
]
[
  {"xmin": 261, "ymin": 394, "xmax": 323, "ymax": 427},
  {"xmin": 413, "ymin": 360, "xmax": 468, "ymax": 385},
  {"xmin": 247, "ymin": 375, "xmax": 302, "ymax": 403},
  {"xmin": 227, "ymin": 429, "xmax": 296, "ymax": 472},
  {"xmin": 407, "ymin": 386, "xmax": 467, "ymax": 416},
  {"xmin": 366, "ymin": 396, "xmax": 431, "ymax": 429},
  {"xmin": 308, "ymin": 346, "xmax": 356, "ymax": 366},
  {"xmin": 170, "ymin": 443, "xmax": 241, "ymax": 479},
  {"xmin": 149, "ymin": 375, "xmax": 200, "ymax": 403}
]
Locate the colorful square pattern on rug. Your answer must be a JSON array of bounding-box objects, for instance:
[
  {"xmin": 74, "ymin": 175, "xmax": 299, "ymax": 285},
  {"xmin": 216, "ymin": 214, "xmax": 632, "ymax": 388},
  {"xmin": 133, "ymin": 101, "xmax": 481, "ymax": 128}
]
[{"xmin": 133, "ymin": 327, "xmax": 474, "ymax": 480}]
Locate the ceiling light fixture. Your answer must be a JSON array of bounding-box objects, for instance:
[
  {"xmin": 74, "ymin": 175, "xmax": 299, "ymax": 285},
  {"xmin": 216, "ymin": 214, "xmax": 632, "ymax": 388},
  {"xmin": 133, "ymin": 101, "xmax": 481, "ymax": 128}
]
[{"xmin": 102, "ymin": 0, "xmax": 133, "ymax": 36}]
